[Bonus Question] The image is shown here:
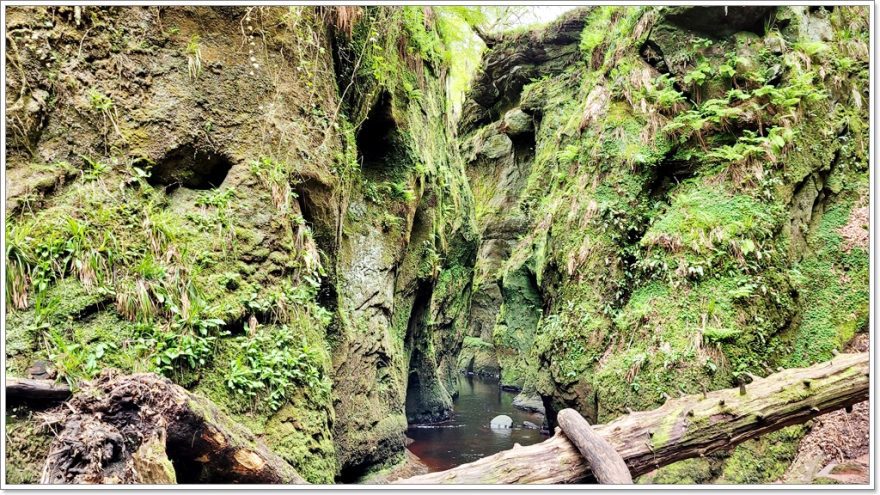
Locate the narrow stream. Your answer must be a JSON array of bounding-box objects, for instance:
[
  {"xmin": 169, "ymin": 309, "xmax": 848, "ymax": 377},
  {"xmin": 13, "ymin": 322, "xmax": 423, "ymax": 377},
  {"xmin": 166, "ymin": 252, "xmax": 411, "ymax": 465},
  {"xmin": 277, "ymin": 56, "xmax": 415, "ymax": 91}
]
[{"xmin": 406, "ymin": 375, "xmax": 547, "ymax": 472}]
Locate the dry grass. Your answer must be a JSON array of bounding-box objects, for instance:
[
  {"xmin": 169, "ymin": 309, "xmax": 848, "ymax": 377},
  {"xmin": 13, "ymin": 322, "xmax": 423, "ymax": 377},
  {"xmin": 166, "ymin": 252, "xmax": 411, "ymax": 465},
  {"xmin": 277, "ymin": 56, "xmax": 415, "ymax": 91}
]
[
  {"xmin": 579, "ymin": 85, "xmax": 610, "ymax": 131},
  {"xmin": 324, "ymin": 6, "xmax": 362, "ymax": 38}
]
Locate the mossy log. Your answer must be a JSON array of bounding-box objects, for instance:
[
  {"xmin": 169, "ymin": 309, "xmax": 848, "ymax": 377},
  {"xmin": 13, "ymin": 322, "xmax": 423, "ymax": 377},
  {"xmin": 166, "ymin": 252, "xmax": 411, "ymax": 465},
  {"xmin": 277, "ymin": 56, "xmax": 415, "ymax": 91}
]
[
  {"xmin": 40, "ymin": 371, "xmax": 306, "ymax": 484},
  {"xmin": 395, "ymin": 352, "xmax": 868, "ymax": 484}
]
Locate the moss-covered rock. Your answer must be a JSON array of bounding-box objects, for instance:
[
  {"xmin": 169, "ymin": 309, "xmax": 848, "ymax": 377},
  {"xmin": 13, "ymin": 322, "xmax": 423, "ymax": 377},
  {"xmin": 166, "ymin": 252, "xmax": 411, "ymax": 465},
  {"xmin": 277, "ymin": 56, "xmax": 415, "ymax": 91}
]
[
  {"xmin": 459, "ymin": 4, "xmax": 868, "ymax": 484},
  {"xmin": 457, "ymin": 336, "xmax": 500, "ymax": 377},
  {"xmin": 5, "ymin": 6, "xmax": 477, "ymax": 482}
]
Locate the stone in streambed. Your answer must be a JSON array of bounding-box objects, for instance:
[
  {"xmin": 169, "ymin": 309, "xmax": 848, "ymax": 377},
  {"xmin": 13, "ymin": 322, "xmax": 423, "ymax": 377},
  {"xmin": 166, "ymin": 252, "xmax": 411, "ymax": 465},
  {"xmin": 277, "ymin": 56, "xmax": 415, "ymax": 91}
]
[{"xmin": 490, "ymin": 415, "xmax": 513, "ymax": 429}]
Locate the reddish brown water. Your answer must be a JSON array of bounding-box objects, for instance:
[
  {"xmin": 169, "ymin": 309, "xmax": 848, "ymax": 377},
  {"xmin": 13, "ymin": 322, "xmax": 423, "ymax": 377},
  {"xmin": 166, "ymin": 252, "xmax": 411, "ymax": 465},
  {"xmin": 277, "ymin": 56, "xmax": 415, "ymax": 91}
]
[{"xmin": 406, "ymin": 375, "xmax": 547, "ymax": 472}]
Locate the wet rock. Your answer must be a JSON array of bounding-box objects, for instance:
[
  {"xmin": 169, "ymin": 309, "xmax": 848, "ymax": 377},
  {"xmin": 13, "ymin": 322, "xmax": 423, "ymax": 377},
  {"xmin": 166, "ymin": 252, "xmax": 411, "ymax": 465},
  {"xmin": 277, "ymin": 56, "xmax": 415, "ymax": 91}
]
[
  {"xmin": 458, "ymin": 8, "xmax": 591, "ymax": 134},
  {"xmin": 502, "ymin": 108, "xmax": 532, "ymax": 136},
  {"xmin": 490, "ymin": 415, "xmax": 513, "ymax": 429},
  {"xmin": 522, "ymin": 420, "xmax": 539, "ymax": 430},
  {"xmin": 512, "ymin": 393, "xmax": 545, "ymax": 415},
  {"xmin": 764, "ymin": 30, "xmax": 787, "ymax": 54},
  {"xmin": 26, "ymin": 360, "xmax": 55, "ymax": 380},
  {"xmin": 478, "ymin": 133, "xmax": 513, "ymax": 160}
]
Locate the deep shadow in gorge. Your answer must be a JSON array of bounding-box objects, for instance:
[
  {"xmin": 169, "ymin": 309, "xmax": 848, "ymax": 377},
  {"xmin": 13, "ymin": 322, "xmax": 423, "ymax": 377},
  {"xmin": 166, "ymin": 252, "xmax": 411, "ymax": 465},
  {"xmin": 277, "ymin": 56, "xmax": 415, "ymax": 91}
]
[{"xmin": 404, "ymin": 279, "xmax": 443, "ymax": 424}]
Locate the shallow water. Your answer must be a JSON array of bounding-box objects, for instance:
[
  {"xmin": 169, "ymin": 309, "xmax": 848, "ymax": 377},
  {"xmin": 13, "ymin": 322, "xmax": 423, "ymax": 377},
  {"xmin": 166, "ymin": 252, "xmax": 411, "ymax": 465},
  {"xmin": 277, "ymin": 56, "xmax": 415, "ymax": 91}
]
[{"xmin": 406, "ymin": 375, "xmax": 547, "ymax": 472}]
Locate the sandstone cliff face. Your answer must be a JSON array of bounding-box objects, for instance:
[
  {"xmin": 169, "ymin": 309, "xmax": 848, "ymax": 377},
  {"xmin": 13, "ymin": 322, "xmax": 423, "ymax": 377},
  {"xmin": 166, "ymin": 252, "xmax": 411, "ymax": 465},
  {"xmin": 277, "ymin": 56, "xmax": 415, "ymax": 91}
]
[
  {"xmin": 3, "ymin": 5, "xmax": 870, "ymax": 486},
  {"xmin": 458, "ymin": 5, "xmax": 868, "ymax": 483},
  {"xmin": 5, "ymin": 6, "xmax": 476, "ymax": 483}
]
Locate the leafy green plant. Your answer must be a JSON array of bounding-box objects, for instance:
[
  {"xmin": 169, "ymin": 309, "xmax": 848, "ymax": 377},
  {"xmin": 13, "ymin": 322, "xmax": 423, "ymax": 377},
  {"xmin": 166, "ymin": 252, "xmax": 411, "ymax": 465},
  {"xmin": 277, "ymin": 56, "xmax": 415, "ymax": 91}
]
[
  {"xmin": 385, "ymin": 180, "xmax": 416, "ymax": 202},
  {"xmin": 250, "ymin": 156, "xmax": 295, "ymax": 210},
  {"xmin": 641, "ymin": 74, "xmax": 686, "ymax": 111},
  {"xmin": 5, "ymin": 223, "xmax": 33, "ymax": 309},
  {"xmin": 794, "ymin": 40, "xmax": 829, "ymax": 58},
  {"xmin": 418, "ymin": 241, "xmax": 443, "ymax": 279},
  {"xmin": 88, "ymin": 90, "xmax": 122, "ymax": 137},
  {"xmin": 45, "ymin": 330, "xmax": 116, "ymax": 387},
  {"xmin": 363, "ymin": 180, "xmax": 382, "ymax": 203},
  {"xmin": 80, "ymin": 155, "xmax": 110, "ymax": 181},
  {"xmin": 683, "ymin": 61, "xmax": 713, "ymax": 87},
  {"xmin": 557, "ymin": 144, "xmax": 579, "ymax": 164},
  {"xmin": 579, "ymin": 7, "xmax": 613, "ymax": 55},
  {"xmin": 196, "ymin": 188, "xmax": 236, "ymax": 213},
  {"xmin": 380, "ymin": 211, "xmax": 402, "ymax": 232},
  {"xmin": 225, "ymin": 326, "xmax": 330, "ymax": 412},
  {"xmin": 152, "ymin": 328, "xmax": 218, "ymax": 375}
]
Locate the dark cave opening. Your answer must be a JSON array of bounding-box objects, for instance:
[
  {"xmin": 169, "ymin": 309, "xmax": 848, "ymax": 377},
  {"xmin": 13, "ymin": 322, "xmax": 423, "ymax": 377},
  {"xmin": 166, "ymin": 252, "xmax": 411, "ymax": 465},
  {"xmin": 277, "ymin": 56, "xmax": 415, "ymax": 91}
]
[
  {"xmin": 665, "ymin": 6, "xmax": 776, "ymax": 37},
  {"xmin": 647, "ymin": 156, "xmax": 697, "ymax": 202},
  {"xmin": 356, "ymin": 91, "xmax": 404, "ymax": 180},
  {"xmin": 147, "ymin": 144, "xmax": 233, "ymax": 190}
]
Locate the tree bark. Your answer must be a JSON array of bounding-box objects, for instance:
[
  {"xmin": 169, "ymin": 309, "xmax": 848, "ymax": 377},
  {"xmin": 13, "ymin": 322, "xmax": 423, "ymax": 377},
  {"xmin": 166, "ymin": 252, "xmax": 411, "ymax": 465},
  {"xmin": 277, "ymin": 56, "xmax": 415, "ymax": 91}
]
[
  {"xmin": 6, "ymin": 377, "xmax": 71, "ymax": 401},
  {"xmin": 395, "ymin": 352, "xmax": 869, "ymax": 484},
  {"xmin": 556, "ymin": 408, "xmax": 632, "ymax": 484},
  {"xmin": 40, "ymin": 371, "xmax": 306, "ymax": 485}
]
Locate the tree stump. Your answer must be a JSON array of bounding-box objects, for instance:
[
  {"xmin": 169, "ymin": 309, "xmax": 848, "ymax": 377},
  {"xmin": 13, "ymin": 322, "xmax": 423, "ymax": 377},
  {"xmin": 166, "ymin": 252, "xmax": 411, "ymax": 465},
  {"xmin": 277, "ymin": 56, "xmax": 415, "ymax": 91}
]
[{"xmin": 39, "ymin": 371, "xmax": 306, "ymax": 484}]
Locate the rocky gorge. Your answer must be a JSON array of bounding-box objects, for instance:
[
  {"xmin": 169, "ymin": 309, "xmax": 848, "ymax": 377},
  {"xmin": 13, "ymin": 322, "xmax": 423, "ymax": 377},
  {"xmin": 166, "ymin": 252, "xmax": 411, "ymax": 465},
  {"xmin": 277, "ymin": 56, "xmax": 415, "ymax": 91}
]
[{"xmin": 4, "ymin": 5, "xmax": 870, "ymax": 485}]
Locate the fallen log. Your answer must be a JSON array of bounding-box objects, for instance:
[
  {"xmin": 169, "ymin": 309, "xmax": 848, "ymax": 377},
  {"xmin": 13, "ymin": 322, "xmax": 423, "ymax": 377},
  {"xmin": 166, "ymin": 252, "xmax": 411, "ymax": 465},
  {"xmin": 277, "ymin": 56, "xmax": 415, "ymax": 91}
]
[
  {"xmin": 6, "ymin": 377, "xmax": 71, "ymax": 401},
  {"xmin": 40, "ymin": 371, "xmax": 306, "ymax": 484},
  {"xmin": 395, "ymin": 352, "xmax": 869, "ymax": 484},
  {"xmin": 557, "ymin": 408, "xmax": 632, "ymax": 484}
]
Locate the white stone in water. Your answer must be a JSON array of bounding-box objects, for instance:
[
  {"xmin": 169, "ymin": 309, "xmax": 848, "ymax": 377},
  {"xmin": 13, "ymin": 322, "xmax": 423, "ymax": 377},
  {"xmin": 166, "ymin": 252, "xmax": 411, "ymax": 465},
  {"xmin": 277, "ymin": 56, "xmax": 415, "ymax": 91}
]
[{"xmin": 490, "ymin": 415, "xmax": 513, "ymax": 429}]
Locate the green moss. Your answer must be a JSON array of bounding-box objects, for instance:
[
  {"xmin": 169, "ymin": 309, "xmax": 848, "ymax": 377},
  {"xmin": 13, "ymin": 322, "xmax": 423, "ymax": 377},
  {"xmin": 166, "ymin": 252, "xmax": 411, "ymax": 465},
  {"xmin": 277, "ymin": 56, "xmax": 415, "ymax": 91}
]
[
  {"xmin": 492, "ymin": 266, "xmax": 543, "ymax": 388},
  {"xmin": 720, "ymin": 426, "xmax": 806, "ymax": 484},
  {"xmin": 642, "ymin": 457, "xmax": 719, "ymax": 484},
  {"xmin": 5, "ymin": 406, "xmax": 53, "ymax": 485},
  {"xmin": 640, "ymin": 183, "xmax": 783, "ymax": 282},
  {"xmin": 261, "ymin": 399, "xmax": 337, "ymax": 484},
  {"xmin": 778, "ymin": 199, "xmax": 869, "ymax": 367}
]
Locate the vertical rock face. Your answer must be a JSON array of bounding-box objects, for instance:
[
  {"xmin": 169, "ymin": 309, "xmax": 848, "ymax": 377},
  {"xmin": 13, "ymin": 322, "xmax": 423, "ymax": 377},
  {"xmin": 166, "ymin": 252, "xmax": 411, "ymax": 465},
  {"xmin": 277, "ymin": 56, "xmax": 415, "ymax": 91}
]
[
  {"xmin": 5, "ymin": 6, "xmax": 476, "ymax": 483},
  {"xmin": 459, "ymin": 5, "xmax": 868, "ymax": 483},
  {"xmin": 324, "ymin": 9, "xmax": 478, "ymax": 479},
  {"xmin": 456, "ymin": 10, "xmax": 592, "ymax": 391},
  {"xmin": 3, "ymin": 5, "xmax": 870, "ymax": 486}
]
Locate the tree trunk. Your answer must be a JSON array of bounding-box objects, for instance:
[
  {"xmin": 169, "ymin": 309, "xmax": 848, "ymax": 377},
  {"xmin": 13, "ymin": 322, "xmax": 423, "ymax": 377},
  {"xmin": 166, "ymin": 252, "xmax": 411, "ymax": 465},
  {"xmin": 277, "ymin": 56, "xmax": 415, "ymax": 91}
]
[
  {"xmin": 556, "ymin": 408, "xmax": 632, "ymax": 484},
  {"xmin": 40, "ymin": 371, "xmax": 306, "ymax": 485},
  {"xmin": 395, "ymin": 352, "xmax": 869, "ymax": 484},
  {"xmin": 6, "ymin": 377, "xmax": 71, "ymax": 401}
]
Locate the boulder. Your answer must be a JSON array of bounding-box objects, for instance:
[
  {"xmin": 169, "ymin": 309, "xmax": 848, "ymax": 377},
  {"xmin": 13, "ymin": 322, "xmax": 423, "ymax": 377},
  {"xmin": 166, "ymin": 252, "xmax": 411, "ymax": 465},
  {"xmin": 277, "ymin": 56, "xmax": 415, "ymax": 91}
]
[
  {"xmin": 478, "ymin": 133, "xmax": 513, "ymax": 160},
  {"xmin": 502, "ymin": 108, "xmax": 532, "ymax": 136},
  {"xmin": 489, "ymin": 415, "xmax": 513, "ymax": 429},
  {"xmin": 522, "ymin": 421, "xmax": 540, "ymax": 430}
]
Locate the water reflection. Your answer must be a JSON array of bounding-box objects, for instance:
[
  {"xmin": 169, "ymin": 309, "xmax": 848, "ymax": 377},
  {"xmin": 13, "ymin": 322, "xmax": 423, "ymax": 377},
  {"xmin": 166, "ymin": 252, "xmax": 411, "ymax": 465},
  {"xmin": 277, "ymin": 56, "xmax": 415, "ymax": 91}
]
[{"xmin": 406, "ymin": 375, "xmax": 546, "ymax": 472}]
